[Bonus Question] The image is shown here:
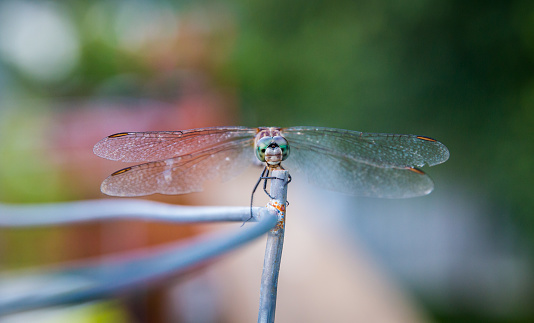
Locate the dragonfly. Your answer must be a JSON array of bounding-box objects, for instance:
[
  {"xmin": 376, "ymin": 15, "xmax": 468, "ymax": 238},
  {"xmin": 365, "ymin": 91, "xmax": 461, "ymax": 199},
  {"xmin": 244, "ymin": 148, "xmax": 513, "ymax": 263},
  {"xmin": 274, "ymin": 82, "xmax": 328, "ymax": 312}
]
[{"xmin": 93, "ymin": 127, "xmax": 449, "ymax": 200}]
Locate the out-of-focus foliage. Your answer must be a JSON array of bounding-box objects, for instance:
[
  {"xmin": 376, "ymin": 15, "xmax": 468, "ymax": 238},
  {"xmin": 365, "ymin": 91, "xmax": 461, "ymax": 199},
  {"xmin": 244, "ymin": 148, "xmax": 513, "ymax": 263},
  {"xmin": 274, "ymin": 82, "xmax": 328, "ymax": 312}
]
[{"xmin": 230, "ymin": 0, "xmax": 534, "ymax": 238}]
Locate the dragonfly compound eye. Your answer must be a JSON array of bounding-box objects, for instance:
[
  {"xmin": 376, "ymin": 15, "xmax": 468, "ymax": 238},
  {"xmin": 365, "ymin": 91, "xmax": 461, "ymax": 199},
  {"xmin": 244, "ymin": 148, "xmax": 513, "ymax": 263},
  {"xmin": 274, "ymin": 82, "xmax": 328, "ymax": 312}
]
[
  {"xmin": 273, "ymin": 136, "xmax": 290, "ymax": 161},
  {"xmin": 255, "ymin": 136, "xmax": 273, "ymax": 162}
]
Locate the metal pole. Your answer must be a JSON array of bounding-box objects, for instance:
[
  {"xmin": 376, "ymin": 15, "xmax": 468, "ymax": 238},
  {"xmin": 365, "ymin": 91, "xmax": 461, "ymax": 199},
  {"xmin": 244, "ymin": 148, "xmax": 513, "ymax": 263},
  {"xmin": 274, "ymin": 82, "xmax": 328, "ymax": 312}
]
[
  {"xmin": 258, "ymin": 169, "xmax": 288, "ymax": 323},
  {"xmin": 0, "ymin": 201, "xmax": 262, "ymax": 227}
]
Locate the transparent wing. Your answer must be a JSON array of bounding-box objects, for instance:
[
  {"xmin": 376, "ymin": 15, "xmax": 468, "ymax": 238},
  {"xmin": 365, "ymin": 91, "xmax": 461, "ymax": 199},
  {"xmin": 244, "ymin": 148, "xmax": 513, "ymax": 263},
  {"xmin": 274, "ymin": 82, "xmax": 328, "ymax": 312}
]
[
  {"xmin": 282, "ymin": 147, "xmax": 434, "ymax": 198},
  {"xmin": 100, "ymin": 140, "xmax": 256, "ymax": 196},
  {"xmin": 94, "ymin": 127, "xmax": 258, "ymax": 162},
  {"xmin": 281, "ymin": 127, "xmax": 449, "ymax": 198},
  {"xmin": 282, "ymin": 127, "xmax": 449, "ymax": 168}
]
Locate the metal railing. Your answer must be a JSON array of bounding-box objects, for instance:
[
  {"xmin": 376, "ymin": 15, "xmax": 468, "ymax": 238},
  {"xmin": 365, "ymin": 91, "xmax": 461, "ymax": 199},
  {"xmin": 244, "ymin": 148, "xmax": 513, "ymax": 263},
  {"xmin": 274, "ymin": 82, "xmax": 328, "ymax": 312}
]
[{"xmin": 0, "ymin": 170, "xmax": 289, "ymax": 323}]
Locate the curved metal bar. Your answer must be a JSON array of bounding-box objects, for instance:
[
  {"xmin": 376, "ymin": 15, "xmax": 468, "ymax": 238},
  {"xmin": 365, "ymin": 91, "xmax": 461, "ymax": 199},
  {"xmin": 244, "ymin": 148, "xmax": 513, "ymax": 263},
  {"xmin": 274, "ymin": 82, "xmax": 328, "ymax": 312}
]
[
  {"xmin": 0, "ymin": 200, "xmax": 262, "ymax": 227},
  {"xmin": 0, "ymin": 207, "xmax": 277, "ymax": 315}
]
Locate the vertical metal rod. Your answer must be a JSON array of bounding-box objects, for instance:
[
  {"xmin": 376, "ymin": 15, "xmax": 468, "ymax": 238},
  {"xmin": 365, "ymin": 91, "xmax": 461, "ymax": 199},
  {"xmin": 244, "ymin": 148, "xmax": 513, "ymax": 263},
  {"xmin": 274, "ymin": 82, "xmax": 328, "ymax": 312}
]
[{"xmin": 258, "ymin": 169, "xmax": 288, "ymax": 323}]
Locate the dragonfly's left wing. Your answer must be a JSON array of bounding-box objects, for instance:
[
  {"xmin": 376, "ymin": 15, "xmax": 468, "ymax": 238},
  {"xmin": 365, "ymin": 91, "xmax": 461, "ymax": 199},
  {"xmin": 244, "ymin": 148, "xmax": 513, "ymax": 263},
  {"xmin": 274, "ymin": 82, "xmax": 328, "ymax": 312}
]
[
  {"xmin": 100, "ymin": 139, "xmax": 255, "ymax": 196},
  {"xmin": 94, "ymin": 127, "xmax": 258, "ymax": 196},
  {"xmin": 94, "ymin": 127, "xmax": 257, "ymax": 162},
  {"xmin": 281, "ymin": 127, "xmax": 449, "ymax": 198}
]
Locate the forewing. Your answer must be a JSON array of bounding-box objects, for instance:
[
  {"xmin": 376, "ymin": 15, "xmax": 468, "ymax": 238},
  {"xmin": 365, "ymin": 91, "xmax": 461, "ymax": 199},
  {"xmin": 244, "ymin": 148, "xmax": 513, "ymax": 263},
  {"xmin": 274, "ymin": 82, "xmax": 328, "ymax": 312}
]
[
  {"xmin": 281, "ymin": 127, "xmax": 448, "ymax": 197},
  {"xmin": 101, "ymin": 139, "xmax": 255, "ymax": 196},
  {"xmin": 94, "ymin": 127, "xmax": 257, "ymax": 162},
  {"xmin": 282, "ymin": 127, "xmax": 449, "ymax": 168}
]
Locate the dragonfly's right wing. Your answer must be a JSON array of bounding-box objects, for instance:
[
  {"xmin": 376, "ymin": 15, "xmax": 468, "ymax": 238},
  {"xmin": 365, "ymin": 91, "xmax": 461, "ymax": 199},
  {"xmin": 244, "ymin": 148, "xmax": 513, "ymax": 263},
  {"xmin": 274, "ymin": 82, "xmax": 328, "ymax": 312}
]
[
  {"xmin": 282, "ymin": 127, "xmax": 449, "ymax": 168},
  {"xmin": 100, "ymin": 139, "xmax": 256, "ymax": 196},
  {"xmin": 281, "ymin": 127, "xmax": 449, "ymax": 198},
  {"xmin": 282, "ymin": 146, "xmax": 435, "ymax": 198}
]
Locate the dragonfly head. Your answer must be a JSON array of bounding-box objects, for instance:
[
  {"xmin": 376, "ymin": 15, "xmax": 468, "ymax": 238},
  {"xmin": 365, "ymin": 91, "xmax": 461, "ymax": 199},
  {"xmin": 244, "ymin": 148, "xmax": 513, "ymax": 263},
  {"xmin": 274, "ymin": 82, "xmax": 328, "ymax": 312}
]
[{"xmin": 255, "ymin": 135, "xmax": 290, "ymax": 166}]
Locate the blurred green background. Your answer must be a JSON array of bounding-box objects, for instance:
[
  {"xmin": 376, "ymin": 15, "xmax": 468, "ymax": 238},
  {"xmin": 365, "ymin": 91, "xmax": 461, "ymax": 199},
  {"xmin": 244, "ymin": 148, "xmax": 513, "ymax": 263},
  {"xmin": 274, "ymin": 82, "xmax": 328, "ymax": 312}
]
[{"xmin": 0, "ymin": 0, "xmax": 533, "ymax": 322}]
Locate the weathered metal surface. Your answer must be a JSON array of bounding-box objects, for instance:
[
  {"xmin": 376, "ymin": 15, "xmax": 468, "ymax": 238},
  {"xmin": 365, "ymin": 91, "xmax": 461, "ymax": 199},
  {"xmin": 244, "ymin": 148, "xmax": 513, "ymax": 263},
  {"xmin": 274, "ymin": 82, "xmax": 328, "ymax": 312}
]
[{"xmin": 258, "ymin": 169, "xmax": 289, "ymax": 323}]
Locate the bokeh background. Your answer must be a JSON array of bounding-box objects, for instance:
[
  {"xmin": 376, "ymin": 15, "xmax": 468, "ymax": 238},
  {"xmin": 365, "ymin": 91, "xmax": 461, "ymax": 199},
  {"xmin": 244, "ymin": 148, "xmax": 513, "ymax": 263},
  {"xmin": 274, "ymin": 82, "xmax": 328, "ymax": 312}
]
[{"xmin": 1, "ymin": 0, "xmax": 533, "ymax": 322}]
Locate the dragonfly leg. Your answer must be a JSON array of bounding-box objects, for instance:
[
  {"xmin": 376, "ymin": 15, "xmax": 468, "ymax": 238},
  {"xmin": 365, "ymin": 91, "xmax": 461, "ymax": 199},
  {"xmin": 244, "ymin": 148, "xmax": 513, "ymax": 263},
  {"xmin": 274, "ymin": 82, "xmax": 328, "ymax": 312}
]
[
  {"xmin": 246, "ymin": 166, "xmax": 289, "ymax": 225},
  {"xmin": 276, "ymin": 165, "xmax": 291, "ymax": 206},
  {"xmin": 278, "ymin": 165, "xmax": 292, "ymax": 185},
  {"xmin": 246, "ymin": 166, "xmax": 270, "ymax": 224},
  {"xmin": 262, "ymin": 168, "xmax": 277, "ymax": 199},
  {"xmin": 263, "ymin": 166, "xmax": 292, "ymax": 199}
]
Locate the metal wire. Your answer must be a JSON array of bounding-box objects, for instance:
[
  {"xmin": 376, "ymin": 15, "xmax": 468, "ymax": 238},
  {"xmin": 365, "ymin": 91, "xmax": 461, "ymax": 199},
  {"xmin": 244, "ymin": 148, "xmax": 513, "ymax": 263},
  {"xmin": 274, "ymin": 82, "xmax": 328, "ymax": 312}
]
[
  {"xmin": 0, "ymin": 200, "xmax": 262, "ymax": 227},
  {"xmin": 0, "ymin": 207, "xmax": 278, "ymax": 315},
  {"xmin": 0, "ymin": 173, "xmax": 290, "ymax": 321}
]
